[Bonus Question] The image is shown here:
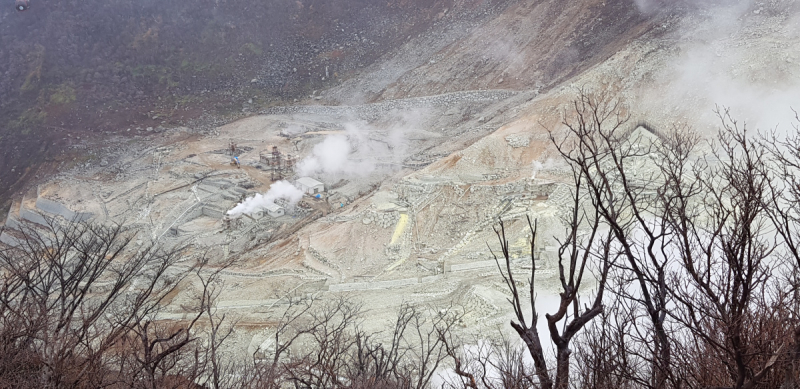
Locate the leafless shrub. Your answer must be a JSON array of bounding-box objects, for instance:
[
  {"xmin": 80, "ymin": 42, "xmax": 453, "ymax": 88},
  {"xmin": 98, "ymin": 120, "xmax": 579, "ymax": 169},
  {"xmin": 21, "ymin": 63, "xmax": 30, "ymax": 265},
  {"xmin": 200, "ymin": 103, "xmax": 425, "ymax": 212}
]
[
  {"xmin": 760, "ymin": 109, "xmax": 800, "ymax": 389},
  {"xmin": 3, "ymin": 91, "xmax": 800, "ymax": 389},
  {"xmin": 439, "ymin": 330, "xmax": 537, "ymax": 389},
  {"xmin": 237, "ymin": 296, "xmax": 462, "ymax": 389},
  {"xmin": 659, "ymin": 108, "xmax": 790, "ymax": 389},
  {"xmin": 493, "ymin": 91, "xmax": 800, "ymax": 389},
  {"xmin": 0, "ymin": 216, "xmax": 233, "ymax": 388},
  {"xmin": 0, "ymin": 217, "xmax": 191, "ymax": 387}
]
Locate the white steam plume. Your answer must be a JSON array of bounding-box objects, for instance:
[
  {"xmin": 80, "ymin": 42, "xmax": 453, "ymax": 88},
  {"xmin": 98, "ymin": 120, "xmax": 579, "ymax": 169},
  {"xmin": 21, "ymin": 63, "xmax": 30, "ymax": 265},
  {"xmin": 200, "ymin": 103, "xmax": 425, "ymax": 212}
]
[
  {"xmin": 531, "ymin": 159, "xmax": 561, "ymax": 180},
  {"xmin": 296, "ymin": 134, "xmax": 375, "ymax": 177},
  {"xmin": 226, "ymin": 180, "xmax": 304, "ymax": 217},
  {"xmin": 296, "ymin": 110, "xmax": 422, "ymax": 178},
  {"xmin": 637, "ymin": 0, "xmax": 800, "ymax": 135},
  {"xmin": 531, "ymin": 161, "xmax": 544, "ymax": 180}
]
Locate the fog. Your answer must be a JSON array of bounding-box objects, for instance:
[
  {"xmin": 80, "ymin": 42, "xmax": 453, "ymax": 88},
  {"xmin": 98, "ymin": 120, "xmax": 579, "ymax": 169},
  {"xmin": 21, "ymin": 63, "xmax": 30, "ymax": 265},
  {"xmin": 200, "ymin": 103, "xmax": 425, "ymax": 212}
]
[{"xmin": 637, "ymin": 0, "xmax": 800, "ymax": 134}]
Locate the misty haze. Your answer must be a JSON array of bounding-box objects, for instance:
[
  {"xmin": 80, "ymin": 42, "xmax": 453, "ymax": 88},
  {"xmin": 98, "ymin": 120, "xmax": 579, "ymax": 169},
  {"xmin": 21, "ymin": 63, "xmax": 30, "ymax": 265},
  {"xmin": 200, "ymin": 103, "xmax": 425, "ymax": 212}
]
[{"xmin": 1, "ymin": 0, "xmax": 800, "ymax": 388}]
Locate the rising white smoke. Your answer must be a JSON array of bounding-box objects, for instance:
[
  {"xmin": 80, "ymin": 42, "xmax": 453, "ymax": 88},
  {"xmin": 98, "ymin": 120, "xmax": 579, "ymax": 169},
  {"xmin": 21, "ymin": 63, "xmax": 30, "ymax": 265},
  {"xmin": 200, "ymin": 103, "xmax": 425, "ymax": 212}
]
[
  {"xmin": 531, "ymin": 161, "xmax": 544, "ymax": 180},
  {"xmin": 531, "ymin": 159, "xmax": 561, "ymax": 180},
  {"xmin": 226, "ymin": 180, "xmax": 304, "ymax": 217},
  {"xmin": 296, "ymin": 111, "xmax": 418, "ymax": 178},
  {"xmin": 635, "ymin": 0, "xmax": 800, "ymax": 135},
  {"xmin": 296, "ymin": 134, "xmax": 375, "ymax": 177}
]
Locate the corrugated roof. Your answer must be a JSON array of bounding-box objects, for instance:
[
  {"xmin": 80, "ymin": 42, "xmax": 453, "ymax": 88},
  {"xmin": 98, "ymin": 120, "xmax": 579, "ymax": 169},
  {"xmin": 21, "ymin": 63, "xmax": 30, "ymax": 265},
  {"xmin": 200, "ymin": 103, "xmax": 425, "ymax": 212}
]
[
  {"xmin": 296, "ymin": 177, "xmax": 323, "ymax": 187},
  {"xmin": 265, "ymin": 203, "xmax": 283, "ymax": 211}
]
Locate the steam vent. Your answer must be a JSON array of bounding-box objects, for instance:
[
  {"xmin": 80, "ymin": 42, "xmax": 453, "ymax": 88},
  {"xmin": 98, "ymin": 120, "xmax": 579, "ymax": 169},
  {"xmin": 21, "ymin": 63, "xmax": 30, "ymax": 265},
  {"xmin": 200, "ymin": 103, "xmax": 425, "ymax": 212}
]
[{"xmin": 3, "ymin": 0, "xmax": 800, "ymax": 386}]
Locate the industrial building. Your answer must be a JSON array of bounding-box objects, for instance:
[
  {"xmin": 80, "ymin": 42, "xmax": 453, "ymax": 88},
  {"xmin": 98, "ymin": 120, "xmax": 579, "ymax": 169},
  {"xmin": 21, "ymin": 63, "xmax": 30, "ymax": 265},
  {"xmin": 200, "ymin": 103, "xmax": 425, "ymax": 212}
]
[
  {"xmin": 296, "ymin": 177, "xmax": 324, "ymax": 196},
  {"xmin": 265, "ymin": 203, "xmax": 285, "ymax": 217}
]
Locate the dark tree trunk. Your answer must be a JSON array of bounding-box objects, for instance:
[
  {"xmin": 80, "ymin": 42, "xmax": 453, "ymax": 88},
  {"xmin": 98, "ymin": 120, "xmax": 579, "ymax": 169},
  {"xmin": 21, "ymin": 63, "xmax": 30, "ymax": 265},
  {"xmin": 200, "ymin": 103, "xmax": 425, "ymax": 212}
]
[
  {"xmin": 555, "ymin": 346, "xmax": 571, "ymax": 389},
  {"xmin": 511, "ymin": 323, "xmax": 553, "ymax": 389}
]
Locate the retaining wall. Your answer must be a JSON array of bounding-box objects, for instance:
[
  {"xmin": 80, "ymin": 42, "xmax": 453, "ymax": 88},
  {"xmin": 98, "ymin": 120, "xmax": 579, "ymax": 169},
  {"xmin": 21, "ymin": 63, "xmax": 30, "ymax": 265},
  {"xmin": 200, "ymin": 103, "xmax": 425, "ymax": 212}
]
[
  {"xmin": 4, "ymin": 215, "xmax": 20, "ymax": 230},
  {"xmin": 448, "ymin": 260, "xmax": 496, "ymax": 272},
  {"xmin": 183, "ymin": 206, "xmax": 204, "ymax": 223},
  {"xmin": 19, "ymin": 207, "xmax": 48, "ymax": 225},
  {"xmin": 327, "ymin": 274, "xmax": 445, "ymax": 292},
  {"xmin": 0, "ymin": 232, "xmax": 19, "ymax": 246},
  {"xmin": 35, "ymin": 198, "xmax": 75, "ymax": 219},
  {"xmin": 202, "ymin": 206, "xmax": 226, "ymax": 219},
  {"xmin": 328, "ymin": 277, "xmax": 418, "ymax": 292},
  {"xmin": 34, "ymin": 198, "xmax": 93, "ymax": 222}
]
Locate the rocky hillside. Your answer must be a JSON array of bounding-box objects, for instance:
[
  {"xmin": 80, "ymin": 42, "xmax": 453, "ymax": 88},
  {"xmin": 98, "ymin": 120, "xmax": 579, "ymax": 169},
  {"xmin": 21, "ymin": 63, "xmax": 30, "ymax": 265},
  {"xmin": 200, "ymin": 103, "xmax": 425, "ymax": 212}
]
[
  {"xmin": 0, "ymin": 0, "xmax": 510, "ymax": 212},
  {"xmin": 326, "ymin": 0, "xmax": 661, "ymax": 103}
]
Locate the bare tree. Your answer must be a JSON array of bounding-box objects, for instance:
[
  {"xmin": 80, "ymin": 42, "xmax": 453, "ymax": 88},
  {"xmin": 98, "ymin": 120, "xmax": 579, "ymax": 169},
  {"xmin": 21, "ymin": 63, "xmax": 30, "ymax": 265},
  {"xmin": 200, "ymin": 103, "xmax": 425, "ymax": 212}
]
[
  {"xmin": 0, "ymin": 215, "xmax": 243, "ymax": 389},
  {"xmin": 343, "ymin": 303, "xmax": 458, "ymax": 389},
  {"xmin": 403, "ymin": 304, "xmax": 462, "ymax": 389},
  {"xmin": 439, "ymin": 330, "xmax": 537, "ymax": 389},
  {"xmin": 556, "ymin": 97, "xmax": 798, "ymax": 389},
  {"xmin": 113, "ymin": 257, "xmax": 234, "ymax": 389},
  {"xmin": 660, "ymin": 109, "xmax": 789, "ymax": 389},
  {"xmin": 0, "ymin": 216, "xmax": 188, "ymax": 388},
  {"xmin": 549, "ymin": 90, "xmax": 676, "ymax": 388},
  {"xmin": 760, "ymin": 109, "xmax": 800, "ymax": 388},
  {"xmin": 238, "ymin": 294, "xmax": 461, "ymax": 389},
  {"xmin": 573, "ymin": 295, "xmax": 640, "ymax": 389},
  {"xmin": 490, "ymin": 169, "xmax": 614, "ymax": 389},
  {"xmin": 490, "ymin": 217, "xmax": 551, "ymax": 389},
  {"xmin": 283, "ymin": 298, "xmax": 363, "ymax": 388},
  {"xmin": 199, "ymin": 267, "xmax": 239, "ymax": 389}
]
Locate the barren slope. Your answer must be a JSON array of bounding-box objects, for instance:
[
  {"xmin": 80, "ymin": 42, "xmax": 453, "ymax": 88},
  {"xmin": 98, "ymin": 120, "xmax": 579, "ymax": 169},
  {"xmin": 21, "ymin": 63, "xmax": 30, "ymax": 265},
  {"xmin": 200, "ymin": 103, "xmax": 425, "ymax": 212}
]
[
  {"xmin": 324, "ymin": 0, "xmax": 663, "ymax": 103},
  {"xmin": 7, "ymin": 0, "xmax": 800, "ymax": 357}
]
